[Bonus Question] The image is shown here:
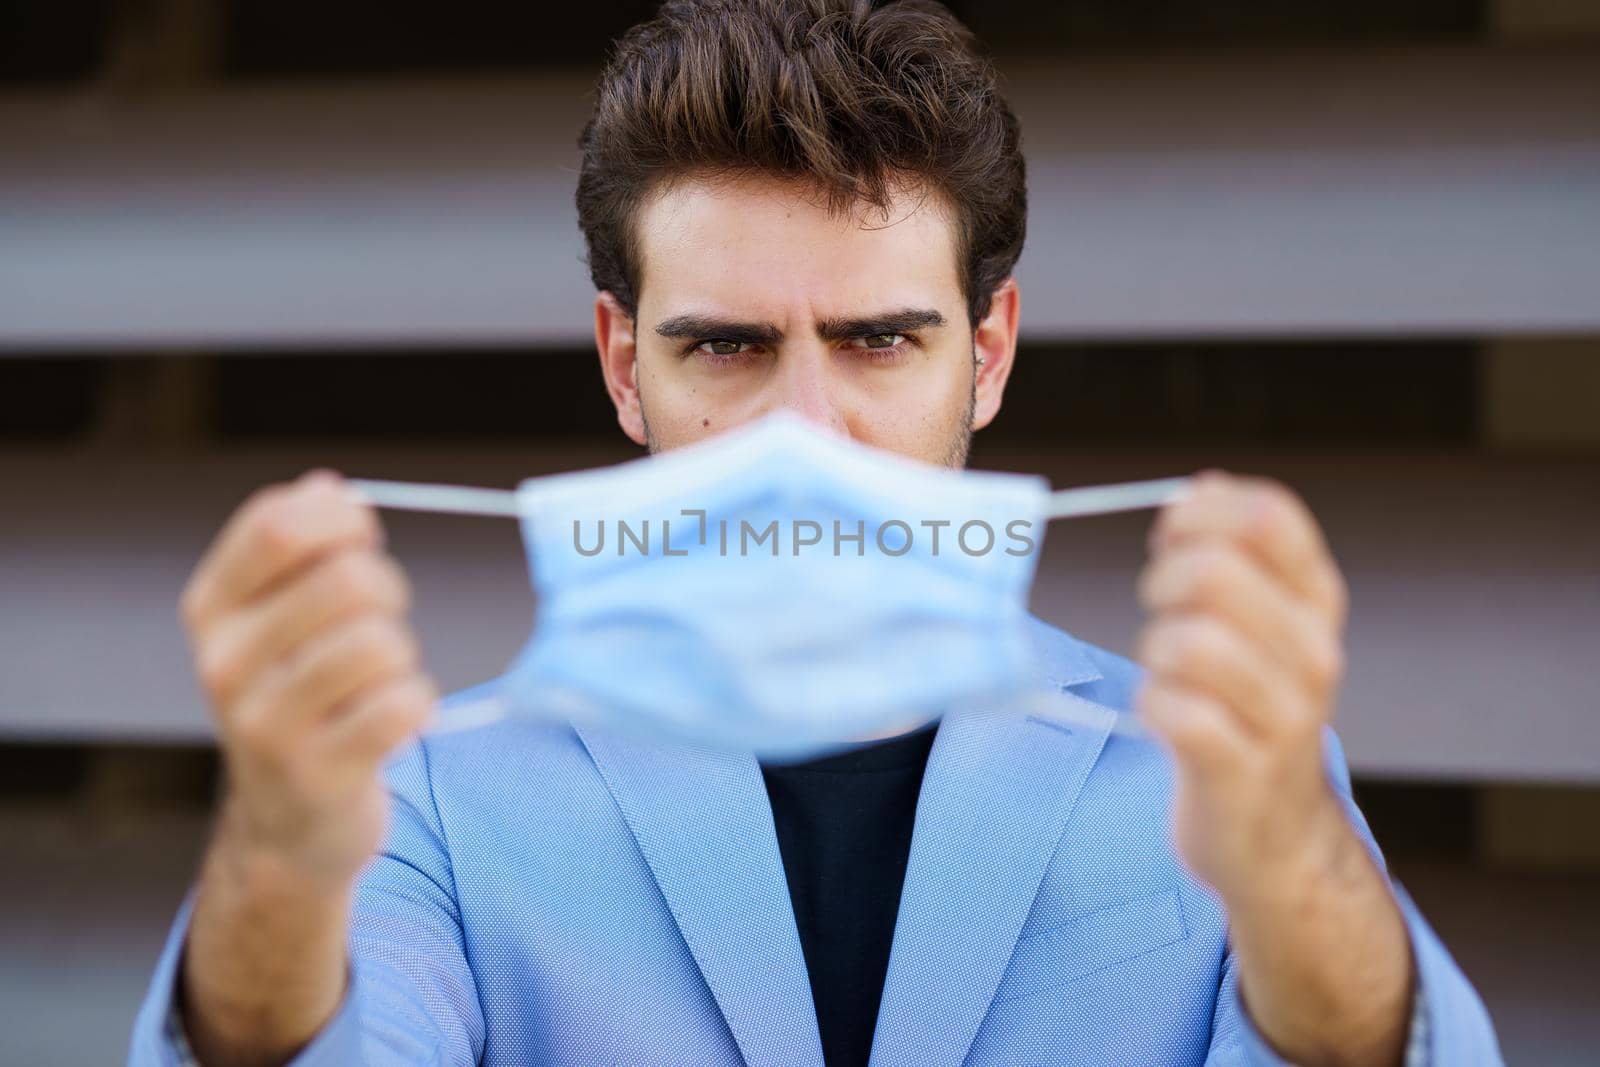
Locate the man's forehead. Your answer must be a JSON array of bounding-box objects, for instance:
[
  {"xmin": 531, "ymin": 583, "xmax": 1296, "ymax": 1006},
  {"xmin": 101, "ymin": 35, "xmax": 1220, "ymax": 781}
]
[{"xmin": 634, "ymin": 173, "xmax": 963, "ymax": 320}]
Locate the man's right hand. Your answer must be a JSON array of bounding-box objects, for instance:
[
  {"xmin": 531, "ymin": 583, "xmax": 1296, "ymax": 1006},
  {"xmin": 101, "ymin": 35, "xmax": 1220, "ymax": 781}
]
[{"xmin": 178, "ymin": 469, "xmax": 437, "ymax": 1065}]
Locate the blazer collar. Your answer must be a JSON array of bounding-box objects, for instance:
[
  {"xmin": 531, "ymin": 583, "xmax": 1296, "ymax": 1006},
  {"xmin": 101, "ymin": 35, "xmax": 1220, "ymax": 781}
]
[
  {"xmin": 575, "ymin": 724, "xmax": 827, "ymax": 1067},
  {"xmin": 866, "ymin": 689, "xmax": 1115, "ymax": 1067},
  {"xmin": 576, "ymin": 622, "xmax": 1112, "ymax": 1067}
]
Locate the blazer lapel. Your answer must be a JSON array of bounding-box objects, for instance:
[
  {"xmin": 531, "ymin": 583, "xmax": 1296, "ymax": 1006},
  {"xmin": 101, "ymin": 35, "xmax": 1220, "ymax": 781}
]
[
  {"xmin": 868, "ymin": 675, "xmax": 1116, "ymax": 1067},
  {"xmin": 576, "ymin": 724, "xmax": 826, "ymax": 1067}
]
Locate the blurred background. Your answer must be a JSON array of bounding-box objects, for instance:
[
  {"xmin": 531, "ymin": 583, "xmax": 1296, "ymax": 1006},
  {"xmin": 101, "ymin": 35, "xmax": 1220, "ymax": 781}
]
[{"xmin": 2, "ymin": 0, "xmax": 1597, "ymax": 1062}]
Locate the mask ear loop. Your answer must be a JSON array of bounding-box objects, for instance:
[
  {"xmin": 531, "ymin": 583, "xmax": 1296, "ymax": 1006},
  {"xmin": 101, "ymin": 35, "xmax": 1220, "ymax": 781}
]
[
  {"xmin": 1018, "ymin": 688, "xmax": 1152, "ymax": 741},
  {"xmin": 345, "ymin": 479, "xmax": 523, "ymax": 517},
  {"xmin": 348, "ymin": 474, "xmax": 1193, "ymax": 522},
  {"xmin": 1045, "ymin": 475, "xmax": 1191, "ymax": 520},
  {"xmin": 424, "ymin": 693, "xmax": 514, "ymax": 735}
]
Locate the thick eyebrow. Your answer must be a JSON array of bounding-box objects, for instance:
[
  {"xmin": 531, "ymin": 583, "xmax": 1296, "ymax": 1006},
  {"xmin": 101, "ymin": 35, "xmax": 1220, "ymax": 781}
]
[
  {"xmin": 815, "ymin": 308, "xmax": 946, "ymax": 341},
  {"xmin": 653, "ymin": 307, "xmax": 946, "ymax": 346},
  {"xmin": 654, "ymin": 315, "xmax": 782, "ymax": 346}
]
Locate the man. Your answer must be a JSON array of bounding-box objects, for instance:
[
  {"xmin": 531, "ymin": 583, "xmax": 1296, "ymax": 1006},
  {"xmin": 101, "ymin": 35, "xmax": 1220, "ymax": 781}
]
[{"xmin": 130, "ymin": 1, "xmax": 1503, "ymax": 1064}]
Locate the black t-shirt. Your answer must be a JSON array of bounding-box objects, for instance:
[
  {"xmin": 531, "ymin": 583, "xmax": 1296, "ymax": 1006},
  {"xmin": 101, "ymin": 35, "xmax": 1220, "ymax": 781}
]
[{"xmin": 758, "ymin": 719, "xmax": 940, "ymax": 1067}]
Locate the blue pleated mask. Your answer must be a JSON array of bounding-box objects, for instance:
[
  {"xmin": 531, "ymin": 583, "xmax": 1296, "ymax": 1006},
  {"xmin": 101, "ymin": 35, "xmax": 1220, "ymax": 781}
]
[{"xmin": 494, "ymin": 412, "xmax": 1057, "ymax": 760}]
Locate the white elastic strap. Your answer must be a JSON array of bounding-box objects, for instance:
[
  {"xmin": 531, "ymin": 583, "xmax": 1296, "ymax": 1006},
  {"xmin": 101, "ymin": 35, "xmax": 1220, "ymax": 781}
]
[
  {"xmin": 1045, "ymin": 476, "xmax": 1190, "ymax": 519},
  {"xmin": 1018, "ymin": 688, "xmax": 1151, "ymax": 741},
  {"xmin": 425, "ymin": 695, "xmax": 513, "ymax": 735},
  {"xmin": 350, "ymin": 475, "xmax": 1191, "ymax": 522},
  {"xmin": 347, "ymin": 479, "xmax": 523, "ymax": 518},
  {"xmin": 422, "ymin": 689, "xmax": 1150, "ymax": 741}
]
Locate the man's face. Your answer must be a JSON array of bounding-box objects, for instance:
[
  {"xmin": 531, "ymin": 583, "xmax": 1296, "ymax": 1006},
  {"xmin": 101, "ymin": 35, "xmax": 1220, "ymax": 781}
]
[{"xmin": 594, "ymin": 173, "xmax": 1018, "ymax": 468}]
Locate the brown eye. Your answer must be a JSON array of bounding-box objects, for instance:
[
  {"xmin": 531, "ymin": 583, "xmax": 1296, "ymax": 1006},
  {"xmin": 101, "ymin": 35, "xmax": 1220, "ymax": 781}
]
[
  {"xmin": 863, "ymin": 333, "xmax": 901, "ymax": 349},
  {"xmin": 691, "ymin": 339, "xmax": 759, "ymax": 366}
]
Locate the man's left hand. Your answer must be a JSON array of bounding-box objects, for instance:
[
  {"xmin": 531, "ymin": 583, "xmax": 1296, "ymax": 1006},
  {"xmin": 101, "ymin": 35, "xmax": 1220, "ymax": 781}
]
[{"xmin": 1135, "ymin": 470, "xmax": 1413, "ymax": 1067}]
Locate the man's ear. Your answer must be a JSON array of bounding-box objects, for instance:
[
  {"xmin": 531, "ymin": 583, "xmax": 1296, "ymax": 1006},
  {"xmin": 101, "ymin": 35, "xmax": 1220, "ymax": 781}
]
[
  {"xmin": 971, "ymin": 278, "xmax": 1019, "ymax": 432},
  {"xmin": 595, "ymin": 290, "xmax": 648, "ymax": 446}
]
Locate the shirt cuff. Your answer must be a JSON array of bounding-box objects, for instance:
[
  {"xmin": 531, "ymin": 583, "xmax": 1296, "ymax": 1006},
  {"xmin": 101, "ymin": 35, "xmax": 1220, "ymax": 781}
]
[
  {"xmin": 162, "ymin": 981, "xmax": 365, "ymax": 1067},
  {"xmin": 162, "ymin": 1002, "xmax": 202, "ymax": 1067},
  {"xmin": 164, "ymin": 968, "xmax": 365, "ymax": 1067},
  {"xmin": 129, "ymin": 891, "xmax": 365, "ymax": 1067},
  {"xmin": 1404, "ymin": 977, "xmax": 1432, "ymax": 1067},
  {"xmin": 1230, "ymin": 973, "xmax": 1431, "ymax": 1067}
]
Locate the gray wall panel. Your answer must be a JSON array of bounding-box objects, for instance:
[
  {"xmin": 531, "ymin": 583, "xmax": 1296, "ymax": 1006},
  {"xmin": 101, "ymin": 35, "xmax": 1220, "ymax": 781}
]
[{"xmin": 3, "ymin": 44, "xmax": 1598, "ymax": 350}]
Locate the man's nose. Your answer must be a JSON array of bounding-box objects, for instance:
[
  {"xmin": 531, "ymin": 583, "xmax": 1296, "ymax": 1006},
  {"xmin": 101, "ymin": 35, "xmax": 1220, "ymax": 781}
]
[{"xmin": 766, "ymin": 345, "xmax": 849, "ymax": 439}]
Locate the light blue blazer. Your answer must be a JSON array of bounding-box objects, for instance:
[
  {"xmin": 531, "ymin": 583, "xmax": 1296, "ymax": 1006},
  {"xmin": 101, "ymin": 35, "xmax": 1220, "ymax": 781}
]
[{"xmin": 131, "ymin": 619, "xmax": 1502, "ymax": 1065}]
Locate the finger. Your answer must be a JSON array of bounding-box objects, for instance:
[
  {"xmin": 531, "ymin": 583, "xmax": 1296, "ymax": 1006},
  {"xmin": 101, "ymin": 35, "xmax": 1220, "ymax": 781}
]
[
  {"xmin": 1135, "ymin": 678, "xmax": 1254, "ymax": 777},
  {"xmin": 182, "ymin": 471, "xmax": 381, "ymax": 633},
  {"xmin": 197, "ymin": 549, "xmax": 412, "ymax": 709},
  {"xmin": 234, "ymin": 614, "xmax": 419, "ymax": 738},
  {"xmin": 320, "ymin": 674, "xmax": 439, "ymax": 765},
  {"xmin": 1136, "ymin": 613, "xmax": 1316, "ymax": 742},
  {"xmin": 1137, "ymin": 542, "xmax": 1343, "ymax": 699},
  {"xmin": 1150, "ymin": 472, "xmax": 1346, "ymax": 619}
]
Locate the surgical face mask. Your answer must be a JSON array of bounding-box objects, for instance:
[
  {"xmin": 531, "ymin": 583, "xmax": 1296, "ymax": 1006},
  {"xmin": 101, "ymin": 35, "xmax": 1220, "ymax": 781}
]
[{"xmin": 352, "ymin": 414, "xmax": 1183, "ymax": 760}]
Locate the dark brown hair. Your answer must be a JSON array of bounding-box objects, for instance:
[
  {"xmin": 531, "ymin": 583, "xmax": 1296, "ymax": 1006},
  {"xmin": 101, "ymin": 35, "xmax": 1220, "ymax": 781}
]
[{"xmin": 575, "ymin": 0, "xmax": 1027, "ymax": 328}]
